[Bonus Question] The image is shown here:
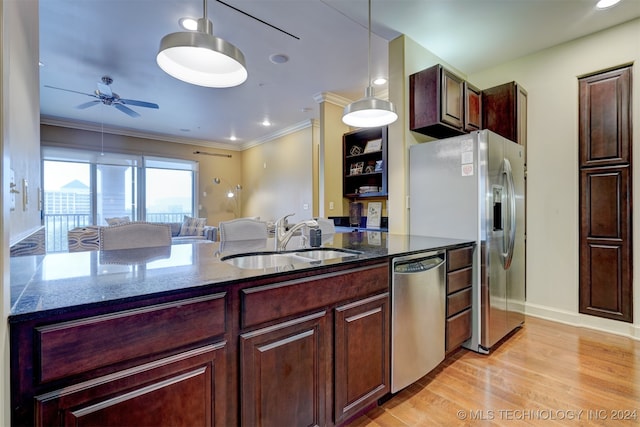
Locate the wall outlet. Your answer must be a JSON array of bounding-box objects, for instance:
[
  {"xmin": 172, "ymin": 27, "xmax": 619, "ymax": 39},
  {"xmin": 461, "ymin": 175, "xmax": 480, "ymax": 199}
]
[
  {"xmin": 329, "ymin": 201, "xmax": 334, "ymax": 210},
  {"xmin": 303, "ymin": 203, "xmax": 309, "ymax": 210}
]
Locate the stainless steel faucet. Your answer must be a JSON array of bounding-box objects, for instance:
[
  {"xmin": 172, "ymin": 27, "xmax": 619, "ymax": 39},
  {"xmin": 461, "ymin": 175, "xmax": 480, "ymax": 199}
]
[{"xmin": 275, "ymin": 213, "xmax": 318, "ymax": 251}]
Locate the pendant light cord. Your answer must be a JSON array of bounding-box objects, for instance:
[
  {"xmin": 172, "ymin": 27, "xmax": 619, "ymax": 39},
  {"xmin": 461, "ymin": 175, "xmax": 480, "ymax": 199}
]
[
  {"xmin": 203, "ymin": 0, "xmax": 207, "ymax": 20},
  {"xmin": 367, "ymin": 0, "xmax": 372, "ymax": 87}
]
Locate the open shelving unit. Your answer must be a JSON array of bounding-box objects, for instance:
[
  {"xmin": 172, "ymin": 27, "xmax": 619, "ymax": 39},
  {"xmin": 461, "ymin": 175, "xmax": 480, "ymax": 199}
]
[{"xmin": 342, "ymin": 126, "xmax": 388, "ymax": 199}]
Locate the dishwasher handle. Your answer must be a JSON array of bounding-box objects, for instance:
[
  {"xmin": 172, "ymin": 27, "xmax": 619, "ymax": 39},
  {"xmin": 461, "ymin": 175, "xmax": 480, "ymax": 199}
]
[{"xmin": 393, "ymin": 254, "xmax": 445, "ymax": 274}]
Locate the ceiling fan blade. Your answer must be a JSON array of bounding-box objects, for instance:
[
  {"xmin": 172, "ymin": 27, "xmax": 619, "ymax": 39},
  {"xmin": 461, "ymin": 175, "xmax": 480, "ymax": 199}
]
[
  {"xmin": 120, "ymin": 99, "xmax": 159, "ymax": 109},
  {"xmin": 44, "ymin": 85, "xmax": 96, "ymax": 98},
  {"xmin": 114, "ymin": 103, "xmax": 141, "ymax": 118},
  {"xmin": 76, "ymin": 100, "xmax": 100, "ymax": 109},
  {"xmin": 97, "ymin": 82, "xmax": 113, "ymax": 97}
]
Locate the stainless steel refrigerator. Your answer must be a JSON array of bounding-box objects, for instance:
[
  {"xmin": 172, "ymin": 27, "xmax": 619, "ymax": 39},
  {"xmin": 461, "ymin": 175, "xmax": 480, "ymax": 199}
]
[{"xmin": 409, "ymin": 130, "xmax": 525, "ymax": 353}]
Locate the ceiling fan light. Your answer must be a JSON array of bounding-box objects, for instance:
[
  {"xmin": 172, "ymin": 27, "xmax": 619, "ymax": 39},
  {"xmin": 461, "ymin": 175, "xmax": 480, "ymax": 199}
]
[
  {"xmin": 343, "ymin": 87, "xmax": 398, "ymax": 128},
  {"xmin": 157, "ymin": 27, "xmax": 247, "ymax": 88}
]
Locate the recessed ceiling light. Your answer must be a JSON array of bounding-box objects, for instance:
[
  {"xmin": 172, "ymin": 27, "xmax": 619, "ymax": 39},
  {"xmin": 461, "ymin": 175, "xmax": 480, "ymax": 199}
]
[
  {"xmin": 372, "ymin": 77, "xmax": 387, "ymax": 85},
  {"xmin": 269, "ymin": 53, "xmax": 289, "ymax": 64},
  {"xmin": 229, "ymin": 135, "xmax": 237, "ymax": 141},
  {"xmin": 179, "ymin": 17, "xmax": 198, "ymax": 31},
  {"xmin": 596, "ymin": 0, "xmax": 621, "ymax": 9},
  {"xmin": 38, "ymin": 61, "xmax": 44, "ymax": 67},
  {"xmin": 262, "ymin": 119, "xmax": 271, "ymax": 127}
]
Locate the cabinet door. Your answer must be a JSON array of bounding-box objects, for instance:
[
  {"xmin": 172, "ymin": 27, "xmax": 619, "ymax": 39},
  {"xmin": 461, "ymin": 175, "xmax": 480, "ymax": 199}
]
[
  {"xmin": 580, "ymin": 167, "xmax": 632, "ymax": 322},
  {"xmin": 579, "ymin": 67, "xmax": 631, "ymax": 167},
  {"xmin": 240, "ymin": 311, "xmax": 327, "ymax": 427},
  {"xmin": 440, "ymin": 68, "xmax": 464, "ymax": 130},
  {"xmin": 334, "ymin": 293, "xmax": 390, "ymax": 424},
  {"xmin": 482, "ymin": 81, "xmax": 528, "ymax": 147},
  {"xmin": 578, "ymin": 65, "xmax": 632, "ymax": 323},
  {"xmin": 35, "ymin": 343, "xmax": 226, "ymax": 427},
  {"xmin": 464, "ymin": 82, "xmax": 482, "ymax": 132}
]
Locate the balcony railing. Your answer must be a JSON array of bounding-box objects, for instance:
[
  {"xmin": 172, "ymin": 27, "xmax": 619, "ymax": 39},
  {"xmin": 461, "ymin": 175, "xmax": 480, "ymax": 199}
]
[{"xmin": 44, "ymin": 212, "xmax": 192, "ymax": 253}]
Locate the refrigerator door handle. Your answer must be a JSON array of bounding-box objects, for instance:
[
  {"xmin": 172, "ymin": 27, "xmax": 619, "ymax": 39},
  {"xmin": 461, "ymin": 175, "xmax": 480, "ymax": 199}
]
[{"xmin": 502, "ymin": 158, "xmax": 517, "ymax": 269}]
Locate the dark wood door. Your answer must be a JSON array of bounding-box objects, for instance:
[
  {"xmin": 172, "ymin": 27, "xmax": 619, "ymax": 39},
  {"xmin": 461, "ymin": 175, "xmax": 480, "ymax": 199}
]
[
  {"xmin": 464, "ymin": 82, "xmax": 482, "ymax": 132},
  {"xmin": 579, "ymin": 65, "xmax": 632, "ymax": 323},
  {"xmin": 240, "ymin": 311, "xmax": 327, "ymax": 427},
  {"xmin": 440, "ymin": 68, "xmax": 464, "ymax": 130},
  {"xmin": 334, "ymin": 293, "xmax": 390, "ymax": 424},
  {"xmin": 34, "ymin": 344, "xmax": 226, "ymax": 427}
]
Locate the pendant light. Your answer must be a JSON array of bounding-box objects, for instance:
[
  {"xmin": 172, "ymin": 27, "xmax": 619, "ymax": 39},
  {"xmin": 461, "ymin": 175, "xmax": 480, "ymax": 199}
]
[
  {"xmin": 342, "ymin": 0, "xmax": 397, "ymax": 128},
  {"xmin": 157, "ymin": 0, "xmax": 248, "ymax": 88}
]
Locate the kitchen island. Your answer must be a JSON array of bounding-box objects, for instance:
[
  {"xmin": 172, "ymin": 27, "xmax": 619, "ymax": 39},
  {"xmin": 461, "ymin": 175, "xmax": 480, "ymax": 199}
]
[{"xmin": 9, "ymin": 232, "xmax": 472, "ymax": 427}]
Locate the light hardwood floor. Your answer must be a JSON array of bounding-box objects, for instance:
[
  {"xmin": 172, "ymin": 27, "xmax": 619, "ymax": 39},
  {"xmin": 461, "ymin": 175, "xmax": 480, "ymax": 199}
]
[{"xmin": 347, "ymin": 316, "xmax": 640, "ymax": 426}]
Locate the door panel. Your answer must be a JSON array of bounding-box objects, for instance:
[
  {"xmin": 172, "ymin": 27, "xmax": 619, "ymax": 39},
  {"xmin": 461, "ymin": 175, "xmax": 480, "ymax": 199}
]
[
  {"xmin": 580, "ymin": 167, "xmax": 631, "ymax": 321},
  {"xmin": 578, "ymin": 65, "xmax": 632, "ymax": 323},
  {"xmin": 240, "ymin": 312, "xmax": 326, "ymax": 427}
]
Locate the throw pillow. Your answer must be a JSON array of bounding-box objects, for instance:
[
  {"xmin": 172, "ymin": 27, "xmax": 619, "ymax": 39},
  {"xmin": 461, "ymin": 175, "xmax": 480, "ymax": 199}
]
[
  {"xmin": 105, "ymin": 216, "xmax": 131, "ymax": 226},
  {"xmin": 179, "ymin": 215, "xmax": 207, "ymax": 237}
]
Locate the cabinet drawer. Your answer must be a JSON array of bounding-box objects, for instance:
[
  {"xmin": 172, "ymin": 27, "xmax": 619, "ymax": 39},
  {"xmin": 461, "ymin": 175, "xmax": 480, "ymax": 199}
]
[
  {"xmin": 36, "ymin": 293, "xmax": 227, "ymax": 383},
  {"xmin": 241, "ymin": 264, "xmax": 388, "ymax": 329},
  {"xmin": 447, "ymin": 287, "xmax": 472, "ymax": 317},
  {"xmin": 446, "ymin": 308, "xmax": 472, "ymax": 352},
  {"xmin": 447, "ymin": 267, "xmax": 472, "ymax": 294},
  {"xmin": 447, "ymin": 246, "xmax": 473, "ymax": 271}
]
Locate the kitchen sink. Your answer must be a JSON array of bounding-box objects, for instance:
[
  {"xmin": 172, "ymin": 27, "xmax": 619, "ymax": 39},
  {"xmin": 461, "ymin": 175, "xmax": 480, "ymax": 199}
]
[
  {"xmin": 293, "ymin": 248, "xmax": 362, "ymax": 260},
  {"xmin": 221, "ymin": 248, "xmax": 362, "ymax": 270}
]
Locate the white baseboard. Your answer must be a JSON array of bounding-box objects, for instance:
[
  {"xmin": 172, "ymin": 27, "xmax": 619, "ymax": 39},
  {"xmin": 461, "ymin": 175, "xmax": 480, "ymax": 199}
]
[{"xmin": 525, "ymin": 302, "xmax": 640, "ymax": 341}]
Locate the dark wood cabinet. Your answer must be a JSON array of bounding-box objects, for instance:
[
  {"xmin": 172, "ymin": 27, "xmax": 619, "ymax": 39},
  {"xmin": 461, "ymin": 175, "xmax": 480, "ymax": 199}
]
[
  {"xmin": 239, "ymin": 263, "xmax": 390, "ymax": 426},
  {"xmin": 11, "ymin": 293, "xmax": 230, "ymax": 427},
  {"xmin": 343, "ymin": 126, "xmax": 388, "ymax": 198},
  {"xmin": 482, "ymin": 81, "xmax": 528, "ymax": 152},
  {"xmin": 446, "ymin": 245, "xmax": 474, "ymax": 352},
  {"xmin": 579, "ymin": 65, "xmax": 632, "ymax": 323},
  {"xmin": 12, "ymin": 260, "xmax": 392, "ymax": 427},
  {"xmin": 35, "ymin": 343, "xmax": 226, "ymax": 427},
  {"xmin": 240, "ymin": 312, "xmax": 328, "ymax": 427},
  {"xmin": 410, "ymin": 64, "xmax": 466, "ymax": 138},
  {"xmin": 464, "ymin": 82, "xmax": 482, "ymax": 132},
  {"xmin": 334, "ymin": 293, "xmax": 390, "ymax": 424}
]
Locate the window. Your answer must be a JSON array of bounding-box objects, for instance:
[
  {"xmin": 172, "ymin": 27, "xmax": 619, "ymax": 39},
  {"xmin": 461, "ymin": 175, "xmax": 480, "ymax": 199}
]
[
  {"xmin": 42, "ymin": 148, "xmax": 198, "ymax": 252},
  {"xmin": 144, "ymin": 157, "xmax": 197, "ymax": 223}
]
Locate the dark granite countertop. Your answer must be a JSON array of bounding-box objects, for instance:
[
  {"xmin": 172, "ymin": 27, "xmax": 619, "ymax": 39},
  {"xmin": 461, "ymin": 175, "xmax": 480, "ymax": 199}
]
[{"xmin": 9, "ymin": 232, "xmax": 472, "ymax": 320}]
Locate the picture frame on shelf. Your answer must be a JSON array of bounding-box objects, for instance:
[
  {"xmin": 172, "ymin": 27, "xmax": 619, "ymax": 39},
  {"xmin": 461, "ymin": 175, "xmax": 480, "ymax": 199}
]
[
  {"xmin": 350, "ymin": 161, "xmax": 364, "ymax": 176},
  {"xmin": 364, "ymin": 138, "xmax": 382, "ymax": 153},
  {"xmin": 366, "ymin": 202, "xmax": 382, "ymax": 229}
]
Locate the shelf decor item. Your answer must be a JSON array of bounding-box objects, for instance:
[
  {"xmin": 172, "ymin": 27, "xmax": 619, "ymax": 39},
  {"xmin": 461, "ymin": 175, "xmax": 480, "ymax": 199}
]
[
  {"xmin": 350, "ymin": 145, "xmax": 363, "ymax": 156},
  {"xmin": 374, "ymin": 160, "xmax": 383, "ymax": 172},
  {"xmin": 364, "ymin": 138, "xmax": 382, "ymax": 153},
  {"xmin": 350, "ymin": 162, "xmax": 364, "ymax": 176},
  {"xmin": 366, "ymin": 202, "xmax": 382, "ymax": 229}
]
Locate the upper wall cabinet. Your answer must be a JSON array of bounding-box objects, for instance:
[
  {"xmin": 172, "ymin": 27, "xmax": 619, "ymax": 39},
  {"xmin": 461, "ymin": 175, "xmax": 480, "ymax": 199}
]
[
  {"xmin": 410, "ymin": 64, "xmax": 481, "ymax": 139},
  {"xmin": 482, "ymin": 81, "xmax": 528, "ymax": 155}
]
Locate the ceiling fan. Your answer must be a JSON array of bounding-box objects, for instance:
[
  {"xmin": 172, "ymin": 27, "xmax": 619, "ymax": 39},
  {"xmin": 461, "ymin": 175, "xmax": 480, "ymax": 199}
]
[{"xmin": 44, "ymin": 76, "xmax": 159, "ymax": 118}]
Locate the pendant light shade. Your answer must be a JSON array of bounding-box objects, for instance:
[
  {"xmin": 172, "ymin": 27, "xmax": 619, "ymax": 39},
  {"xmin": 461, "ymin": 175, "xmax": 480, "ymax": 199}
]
[
  {"xmin": 342, "ymin": 0, "xmax": 397, "ymax": 128},
  {"xmin": 343, "ymin": 86, "xmax": 398, "ymax": 127},
  {"xmin": 157, "ymin": 4, "xmax": 247, "ymax": 88}
]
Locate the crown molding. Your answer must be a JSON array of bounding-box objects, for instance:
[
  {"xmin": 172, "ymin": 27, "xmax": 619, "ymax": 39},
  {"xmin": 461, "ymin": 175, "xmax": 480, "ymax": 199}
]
[
  {"xmin": 239, "ymin": 119, "xmax": 316, "ymax": 150},
  {"xmin": 313, "ymin": 88, "xmax": 390, "ymax": 107},
  {"xmin": 313, "ymin": 92, "xmax": 353, "ymax": 107},
  {"xmin": 41, "ymin": 116, "xmax": 318, "ymax": 152}
]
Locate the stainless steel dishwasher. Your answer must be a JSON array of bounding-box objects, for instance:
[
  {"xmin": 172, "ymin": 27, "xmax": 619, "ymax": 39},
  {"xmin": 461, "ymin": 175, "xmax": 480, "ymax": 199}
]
[{"xmin": 391, "ymin": 250, "xmax": 446, "ymax": 393}]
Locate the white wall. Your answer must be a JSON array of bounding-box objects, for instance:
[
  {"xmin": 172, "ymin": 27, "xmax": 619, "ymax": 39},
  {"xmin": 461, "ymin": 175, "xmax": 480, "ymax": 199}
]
[
  {"xmin": 469, "ymin": 19, "xmax": 640, "ymax": 338},
  {"xmin": 2, "ymin": 0, "xmax": 42, "ymax": 424}
]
